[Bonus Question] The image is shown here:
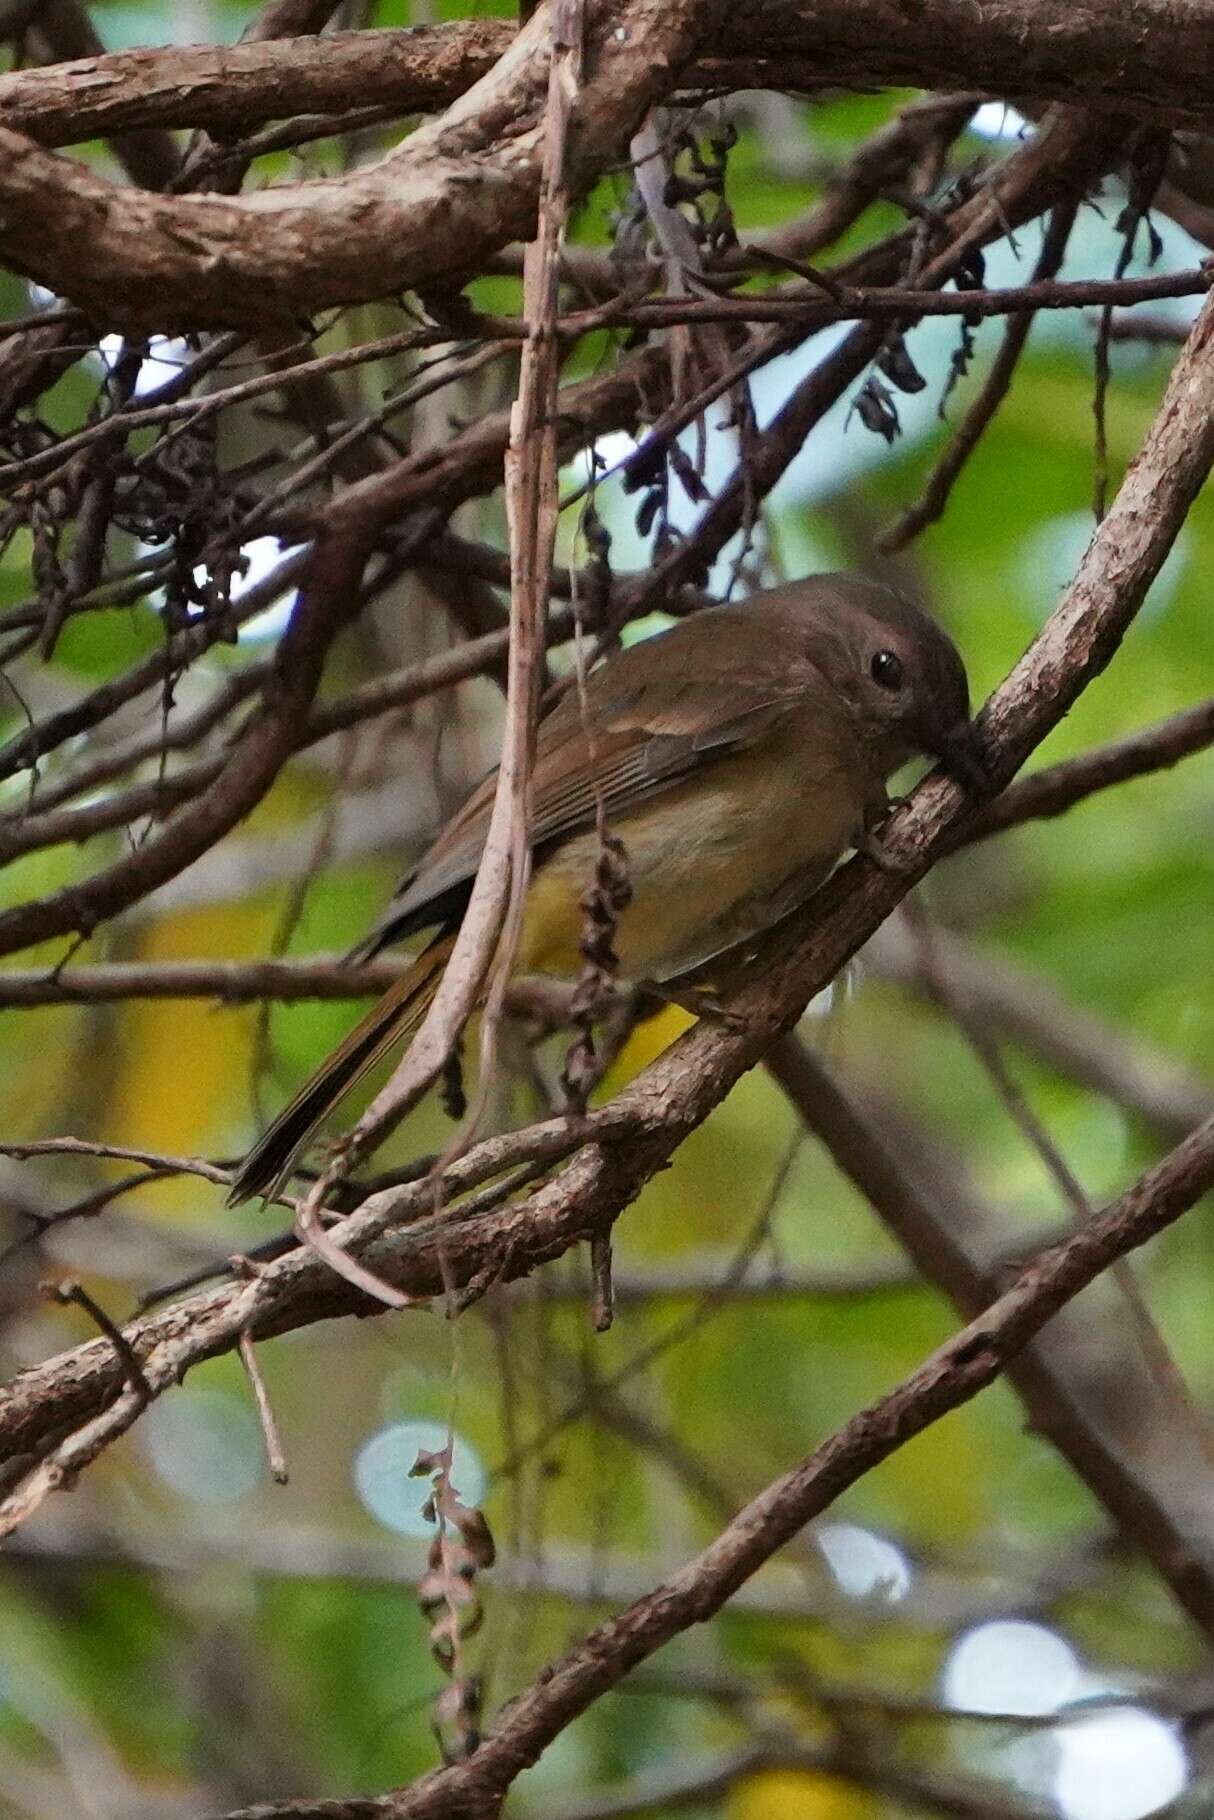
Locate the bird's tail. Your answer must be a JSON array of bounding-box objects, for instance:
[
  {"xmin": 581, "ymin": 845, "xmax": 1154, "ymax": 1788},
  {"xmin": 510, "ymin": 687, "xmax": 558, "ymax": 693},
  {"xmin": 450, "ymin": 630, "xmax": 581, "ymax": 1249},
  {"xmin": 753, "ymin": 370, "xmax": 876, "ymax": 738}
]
[{"xmin": 226, "ymin": 932, "xmax": 455, "ymax": 1208}]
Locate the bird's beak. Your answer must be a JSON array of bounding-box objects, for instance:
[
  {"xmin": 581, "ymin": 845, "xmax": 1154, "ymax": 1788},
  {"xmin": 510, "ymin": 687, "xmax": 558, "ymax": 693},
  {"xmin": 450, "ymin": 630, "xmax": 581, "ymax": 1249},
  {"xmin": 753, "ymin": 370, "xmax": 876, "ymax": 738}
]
[{"xmin": 935, "ymin": 719, "xmax": 989, "ymax": 795}]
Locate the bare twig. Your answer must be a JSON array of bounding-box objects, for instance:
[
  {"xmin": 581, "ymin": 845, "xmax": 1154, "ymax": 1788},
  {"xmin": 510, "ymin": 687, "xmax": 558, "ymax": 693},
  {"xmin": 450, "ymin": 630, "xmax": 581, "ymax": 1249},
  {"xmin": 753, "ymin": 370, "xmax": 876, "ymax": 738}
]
[
  {"xmin": 0, "ymin": 550, "xmax": 308, "ymax": 789},
  {"xmin": 301, "ymin": 1, "xmax": 585, "ymax": 1256},
  {"xmin": 238, "ymin": 1328, "xmax": 289, "ymax": 1485},
  {"xmin": 41, "ymin": 1277, "xmax": 150, "ymax": 1408},
  {"xmin": 964, "ymin": 695, "xmax": 1214, "ymax": 840},
  {"xmin": 879, "ymin": 198, "xmax": 1079, "ymax": 551},
  {"xmin": 619, "ymin": 110, "xmax": 1127, "ymax": 614},
  {"xmin": 0, "ymin": 1137, "xmax": 230, "ymax": 1183}
]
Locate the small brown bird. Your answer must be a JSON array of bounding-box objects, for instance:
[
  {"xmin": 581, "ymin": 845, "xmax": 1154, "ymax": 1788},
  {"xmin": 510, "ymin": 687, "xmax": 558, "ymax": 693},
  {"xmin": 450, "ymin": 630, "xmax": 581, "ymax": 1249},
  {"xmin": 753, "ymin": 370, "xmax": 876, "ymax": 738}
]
[{"xmin": 229, "ymin": 573, "xmax": 982, "ymax": 1204}]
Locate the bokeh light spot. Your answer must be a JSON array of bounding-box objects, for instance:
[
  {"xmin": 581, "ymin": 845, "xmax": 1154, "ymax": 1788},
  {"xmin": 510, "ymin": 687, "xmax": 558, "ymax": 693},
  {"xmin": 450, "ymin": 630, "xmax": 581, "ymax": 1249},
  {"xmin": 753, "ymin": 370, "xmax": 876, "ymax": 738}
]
[
  {"xmin": 944, "ymin": 1620, "xmax": 1080, "ymax": 1717},
  {"xmin": 1055, "ymin": 1708, "xmax": 1187, "ymax": 1820},
  {"xmin": 817, "ymin": 1522, "xmax": 911, "ymax": 1603},
  {"xmin": 354, "ymin": 1420, "xmax": 485, "ymax": 1539},
  {"xmin": 97, "ymin": 333, "xmax": 188, "ymax": 396}
]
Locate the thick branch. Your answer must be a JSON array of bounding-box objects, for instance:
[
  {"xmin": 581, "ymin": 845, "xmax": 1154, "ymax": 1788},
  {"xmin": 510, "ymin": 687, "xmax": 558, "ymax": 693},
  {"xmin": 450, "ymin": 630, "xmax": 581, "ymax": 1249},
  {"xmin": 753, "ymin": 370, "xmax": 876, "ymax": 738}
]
[
  {"xmin": 3, "ymin": 2, "xmax": 1214, "ymax": 154},
  {"xmin": 0, "ymin": 0, "xmax": 720, "ymax": 328},
  {"xmin": 4, "ymin": 0, "xmax": 1214, "ymax": 329},
  {"xmin": 20, "ymin": 0, "xmax": 180, "ymax": 189},
  {"xmin": 0, "ymin": 23, "xmax": 513, "ymax": 145},
  {"xmin": 713, "ymin": 0, "xmax": 1214, "ymax": 133}
]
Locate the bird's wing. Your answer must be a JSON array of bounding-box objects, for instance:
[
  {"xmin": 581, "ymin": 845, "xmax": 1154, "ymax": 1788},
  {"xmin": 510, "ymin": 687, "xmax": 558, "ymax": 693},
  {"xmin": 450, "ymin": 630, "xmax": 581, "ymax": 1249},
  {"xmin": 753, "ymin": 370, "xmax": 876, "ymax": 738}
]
[{"xmin": 356, "ymin": 617, "xmax": 831, "ymax": 955}]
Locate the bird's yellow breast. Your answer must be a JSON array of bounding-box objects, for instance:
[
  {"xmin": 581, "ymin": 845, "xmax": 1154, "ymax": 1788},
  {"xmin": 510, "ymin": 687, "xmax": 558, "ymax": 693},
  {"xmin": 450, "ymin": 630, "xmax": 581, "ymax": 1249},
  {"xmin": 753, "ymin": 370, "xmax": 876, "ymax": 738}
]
[{"xmin": 516, "ymin": 734, "xmax": 868, "ymax": 982}]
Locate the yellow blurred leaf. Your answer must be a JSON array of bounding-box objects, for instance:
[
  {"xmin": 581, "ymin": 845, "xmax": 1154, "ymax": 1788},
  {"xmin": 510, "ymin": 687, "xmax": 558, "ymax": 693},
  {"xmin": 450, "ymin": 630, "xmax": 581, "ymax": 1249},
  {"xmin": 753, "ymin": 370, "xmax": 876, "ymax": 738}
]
[
  {"xmin": 730, "ymin": 1766, "xmax": 874, "ymax": 1820},
  {"xmin": 104, "ymin": 903, "xmax": 274, "ymax": 1201}
]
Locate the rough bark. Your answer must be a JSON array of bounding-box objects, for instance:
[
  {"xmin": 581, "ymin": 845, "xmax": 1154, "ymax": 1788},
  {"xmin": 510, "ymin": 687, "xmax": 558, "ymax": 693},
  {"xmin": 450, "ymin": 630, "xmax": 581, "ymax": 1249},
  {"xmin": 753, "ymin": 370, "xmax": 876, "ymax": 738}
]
[{"xmin": 1, "ymin": 0, "xmax": 1212, "ymax": 329}]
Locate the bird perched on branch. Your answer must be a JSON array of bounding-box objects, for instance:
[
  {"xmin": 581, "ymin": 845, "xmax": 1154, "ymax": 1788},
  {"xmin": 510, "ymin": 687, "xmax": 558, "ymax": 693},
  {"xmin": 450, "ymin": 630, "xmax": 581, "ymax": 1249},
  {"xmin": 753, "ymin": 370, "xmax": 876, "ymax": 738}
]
[{"xmin": 229, "ymin": 573, "xmax": 983, "ymax": 1205}]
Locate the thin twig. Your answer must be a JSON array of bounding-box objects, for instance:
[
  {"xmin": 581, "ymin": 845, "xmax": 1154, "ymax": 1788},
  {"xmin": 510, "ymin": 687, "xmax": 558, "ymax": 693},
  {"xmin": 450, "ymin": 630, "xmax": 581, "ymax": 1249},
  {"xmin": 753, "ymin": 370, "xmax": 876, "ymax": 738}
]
[
  {"xmin": 41, "ymin": 1278, "xmax": 150, "ymax": 1408},
  {"xmin": 238, "ymin": 1328, "xmax": 289, "ymax": 1484},
  {"xmin": 296, "ymin": 1, "xmax": 584, "ymax": 1271},
  {"xmin": 879, "ymin": 197, "xmax": 1079, "ymax": 551},
  {"xmin": 0, "ymin": 1137, "xmax": 230, "ymax": 1183}
]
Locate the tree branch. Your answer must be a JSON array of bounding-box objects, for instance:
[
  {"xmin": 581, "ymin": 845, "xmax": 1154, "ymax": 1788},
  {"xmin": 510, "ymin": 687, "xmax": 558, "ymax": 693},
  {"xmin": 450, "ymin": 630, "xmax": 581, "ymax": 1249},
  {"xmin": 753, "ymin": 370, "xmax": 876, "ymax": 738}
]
[
  {"xmin": 0, "ymin": 22, "xmax": 514, "ymax": 146},
  {"xmin": 4, "ymin": 1, "xmax": 1214, "ymax": 155},
  {"xmin": 4, "ymin": 0, "xmax": 1214, "ymax": 330},
  {"xmin": 766, "ymin": 1033, "xmax": 1214, "ymax": 1641},
  {"xmin": 0, "ymin": 0, "xmax": 721, "ymax": 329},
  {"xmin": 211, "ymin": 1110, "xmax": 1214, "ymax": 1819},
  {"xmin": 966, "ymin": 696, "xmax": 1214, "ymax": 841}
]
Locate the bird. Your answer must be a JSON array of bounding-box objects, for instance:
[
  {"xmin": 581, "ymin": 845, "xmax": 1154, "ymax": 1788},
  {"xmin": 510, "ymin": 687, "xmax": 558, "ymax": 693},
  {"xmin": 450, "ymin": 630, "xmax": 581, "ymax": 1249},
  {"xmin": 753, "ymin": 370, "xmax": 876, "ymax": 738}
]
[{"xmin": 228, "ymin": 572, "xmax": 983, "ymax": 1205}]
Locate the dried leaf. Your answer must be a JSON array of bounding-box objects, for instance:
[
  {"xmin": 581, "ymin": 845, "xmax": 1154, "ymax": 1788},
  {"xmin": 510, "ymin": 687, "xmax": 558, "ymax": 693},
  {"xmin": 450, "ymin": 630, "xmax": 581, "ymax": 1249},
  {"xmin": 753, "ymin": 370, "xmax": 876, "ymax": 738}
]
[
  {"xmin": 668, "ymin": 440, "xmax": 710, "ymax": 503},
  {"xmin": 877, "ymin": 333, "xmax": 927, "ymax": 395},
  {"xmin": 854, "ymin": 375, "xmax": 901, "ymax": 443}
]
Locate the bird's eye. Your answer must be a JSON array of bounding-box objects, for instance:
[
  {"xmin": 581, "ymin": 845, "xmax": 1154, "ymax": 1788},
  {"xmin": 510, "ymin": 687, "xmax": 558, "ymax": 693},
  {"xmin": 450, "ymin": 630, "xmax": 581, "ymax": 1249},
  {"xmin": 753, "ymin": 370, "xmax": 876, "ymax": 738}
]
[{"xmin": 870, "ymin": 650, "xmax": 904, "ymax": 691}]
